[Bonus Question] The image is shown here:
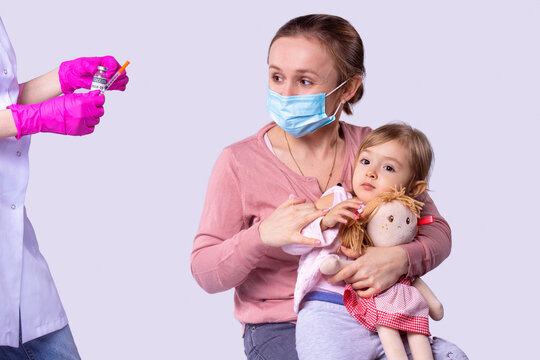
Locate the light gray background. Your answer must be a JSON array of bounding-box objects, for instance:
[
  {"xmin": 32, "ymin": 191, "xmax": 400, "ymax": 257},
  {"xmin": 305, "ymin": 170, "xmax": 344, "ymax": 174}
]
[{"xmin": 2, "ymin": 0, "xmax": 539, "ymax": 358}]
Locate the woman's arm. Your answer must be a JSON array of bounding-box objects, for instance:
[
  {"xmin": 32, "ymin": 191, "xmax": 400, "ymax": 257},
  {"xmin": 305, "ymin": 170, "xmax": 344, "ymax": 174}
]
[
  {"xmin": 191, "ymin": 148, "xmax": 324, "ymax": 294},
  {"xmin": 329, "ymin": 192, "xmax": 451, "ymax": 297},
  {"xmin": 18, "ymin": 67, "xmax": 62, "ymax": 105},
  {"xmin": 401, "ymin": 191, "xmax": 451, "ymax": 276},
  {"xmin": 191, "ymin": 148, "xmax": 267, "ymax": 294},
  {"xmin": 0, "ymin": 67, "xmax": 61, "ymax": 139}
]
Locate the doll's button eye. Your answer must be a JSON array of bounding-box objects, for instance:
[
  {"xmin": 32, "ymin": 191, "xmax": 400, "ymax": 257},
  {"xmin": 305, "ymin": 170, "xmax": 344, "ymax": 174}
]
[
  {"xmin": 406, "ymin": 217, "xmax": 410, "ymax": 224},
  {"xmin": 388, "ymin": 215, "xmax": 394, "ymax": 222}
]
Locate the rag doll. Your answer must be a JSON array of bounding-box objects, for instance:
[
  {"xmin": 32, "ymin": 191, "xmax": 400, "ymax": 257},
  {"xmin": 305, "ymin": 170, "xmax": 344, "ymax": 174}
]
[{"xmin": 321, "ymin": 187, "xmax": 444, "ymax": 360}]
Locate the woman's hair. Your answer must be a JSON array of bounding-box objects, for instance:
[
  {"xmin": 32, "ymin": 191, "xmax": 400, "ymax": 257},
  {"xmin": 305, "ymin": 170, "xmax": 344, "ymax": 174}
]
[
  {"xmin": 269, "ymin": 14, "xmax": 365, "ymax": 115},
  {"xmin": 339, "ymin": 123, "xmax": 434, "ymax": 253}
]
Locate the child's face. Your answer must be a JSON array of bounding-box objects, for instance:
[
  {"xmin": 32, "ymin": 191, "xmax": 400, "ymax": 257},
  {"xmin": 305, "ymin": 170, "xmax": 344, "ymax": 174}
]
[{"xmin": 352, "ymin": 140, "xmax": 412, "ymax": 203}]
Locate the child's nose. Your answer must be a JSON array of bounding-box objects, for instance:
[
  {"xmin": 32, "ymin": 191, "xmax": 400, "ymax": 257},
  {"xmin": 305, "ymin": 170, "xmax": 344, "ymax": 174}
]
[{"xmin": 366, "ymin": 170, "xmax": 377, "ymax": 179}]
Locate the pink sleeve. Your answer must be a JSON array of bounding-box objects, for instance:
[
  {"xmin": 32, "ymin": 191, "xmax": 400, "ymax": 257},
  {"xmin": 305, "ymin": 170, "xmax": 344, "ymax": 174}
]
[
  {"xmin": 399, "ymin": 192, "xmax": 452, "ymax": 277},
  {"xmin": 190, "ymin": 148, "xmax": 269, "ymax": 294}
]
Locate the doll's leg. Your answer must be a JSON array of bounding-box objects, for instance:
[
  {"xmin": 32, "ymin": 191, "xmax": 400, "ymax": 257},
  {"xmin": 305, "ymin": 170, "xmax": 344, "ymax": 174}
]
[
  {"xmin": 320, "ymin": 255, "xmax": 352, "ymax": 275},
  {"xmin": 376, "ymin": 325, "xmax": 408, "ymax": 360},
  {"xmin": 406, "ymin": 332, "xmax": 434, "ymax": 360}
]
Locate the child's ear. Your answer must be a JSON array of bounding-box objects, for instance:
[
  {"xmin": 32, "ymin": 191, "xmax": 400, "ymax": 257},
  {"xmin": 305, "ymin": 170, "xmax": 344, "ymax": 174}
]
[{"xmin": 409, "ymin": 180, "xmax": 427, "ymax": 198}]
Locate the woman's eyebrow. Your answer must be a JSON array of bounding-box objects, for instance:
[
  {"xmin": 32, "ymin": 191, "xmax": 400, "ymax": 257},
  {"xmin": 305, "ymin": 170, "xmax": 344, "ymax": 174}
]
[{"xmin": 269, "ymin": 65, "xmax": 320, "ymax": 78}]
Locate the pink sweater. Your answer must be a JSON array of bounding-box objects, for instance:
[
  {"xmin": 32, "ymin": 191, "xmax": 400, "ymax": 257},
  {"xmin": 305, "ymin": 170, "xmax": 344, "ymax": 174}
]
[{"xmin": 191, "ymin": 122, "xmax": 451, "ymax": 326}]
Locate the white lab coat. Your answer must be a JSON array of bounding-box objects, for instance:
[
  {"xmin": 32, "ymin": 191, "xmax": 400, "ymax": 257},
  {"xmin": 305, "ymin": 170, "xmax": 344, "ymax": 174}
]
[{"xmin": 0, "ymin": 17, "xmax": 67, "ymax": 348}]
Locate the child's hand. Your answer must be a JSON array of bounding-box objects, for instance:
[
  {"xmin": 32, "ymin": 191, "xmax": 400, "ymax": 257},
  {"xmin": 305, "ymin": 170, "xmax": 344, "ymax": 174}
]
[{"xmin": 321, "ymin": 198, "xmax": 364, "ymax": 231}]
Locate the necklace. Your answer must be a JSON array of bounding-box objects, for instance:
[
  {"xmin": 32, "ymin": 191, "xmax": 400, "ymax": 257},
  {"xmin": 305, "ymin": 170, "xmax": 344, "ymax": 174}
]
[{"xmin": 284, "ymin": 129, "xmax": 339, "ymax": 192}]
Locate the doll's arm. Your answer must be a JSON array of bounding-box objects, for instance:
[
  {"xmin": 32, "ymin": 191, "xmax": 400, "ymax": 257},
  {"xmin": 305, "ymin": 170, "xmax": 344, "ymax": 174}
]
[
  {"xmin": 320, "ymin": 256, "xmax": 353, "ymax": 275},
  {"xmin": 412, "ymin": 277, "xmax": 444, "ymax": 321}
]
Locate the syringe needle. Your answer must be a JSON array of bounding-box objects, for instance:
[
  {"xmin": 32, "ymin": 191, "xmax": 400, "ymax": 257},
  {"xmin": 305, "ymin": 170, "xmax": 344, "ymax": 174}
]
[{"xmin": 101, "ymin": 61, "xmax": 130, "ymax": 94}]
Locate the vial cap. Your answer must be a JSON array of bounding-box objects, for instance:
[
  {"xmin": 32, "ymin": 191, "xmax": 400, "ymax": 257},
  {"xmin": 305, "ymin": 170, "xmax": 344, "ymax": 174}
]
[{"xmin": 97, "ymin": 66, "xmax": 108, "ymax": 71}]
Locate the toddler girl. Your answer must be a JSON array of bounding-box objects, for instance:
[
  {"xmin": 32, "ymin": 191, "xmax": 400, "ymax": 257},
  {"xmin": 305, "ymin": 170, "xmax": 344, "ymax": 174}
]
[{"xmin": 283, "ymin": 123, "xmax": 445, "ymax": 360}]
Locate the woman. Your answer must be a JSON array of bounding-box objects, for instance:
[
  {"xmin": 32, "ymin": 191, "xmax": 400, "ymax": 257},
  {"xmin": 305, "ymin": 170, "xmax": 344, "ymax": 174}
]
[
  {"xmin": 191, "ymin": 14, "xmax": 466, "ymax": 359},
  {"xmin": 0, "ymin": 17, "xmax": 127, "ymax": 359}
]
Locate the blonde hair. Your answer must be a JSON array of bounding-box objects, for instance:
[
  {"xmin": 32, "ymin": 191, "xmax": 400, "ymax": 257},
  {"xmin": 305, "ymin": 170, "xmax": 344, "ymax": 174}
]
[{"xmin": 339, "ymin": 123, "xmax": 434, "ymax": 253}]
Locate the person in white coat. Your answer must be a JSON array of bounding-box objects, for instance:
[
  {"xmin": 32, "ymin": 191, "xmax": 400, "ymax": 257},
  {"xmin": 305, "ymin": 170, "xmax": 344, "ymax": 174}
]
[{"xmin": 0, "ymin": 17, "xmax": 128, "ymax": 359}]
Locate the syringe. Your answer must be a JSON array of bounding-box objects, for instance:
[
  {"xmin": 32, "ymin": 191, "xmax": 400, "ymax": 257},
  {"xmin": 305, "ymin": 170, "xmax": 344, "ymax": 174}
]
[{"xmin": 100, "ymin": 61, "xmax": 130, "ymax": 94}]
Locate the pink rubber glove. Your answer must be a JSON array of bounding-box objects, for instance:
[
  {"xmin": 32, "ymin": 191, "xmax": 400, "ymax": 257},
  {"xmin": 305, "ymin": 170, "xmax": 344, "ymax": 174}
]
[
  {"xmin": 58, "ymin": 56, "xmax": 129, "ymax": 94},
  {"xmin": 8, "ymin": 91, "xmax": 105, "ymax": 139}
]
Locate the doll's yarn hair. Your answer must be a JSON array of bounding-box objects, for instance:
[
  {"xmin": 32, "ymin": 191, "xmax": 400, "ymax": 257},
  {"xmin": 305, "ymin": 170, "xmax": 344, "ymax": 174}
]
[
  {"xmin": 339, "ymin": 187, "xmax": 424, "ymax": 254},
  {"xmin": 338, "ymin": 123, "xmax": 433, "ymax": 254}
]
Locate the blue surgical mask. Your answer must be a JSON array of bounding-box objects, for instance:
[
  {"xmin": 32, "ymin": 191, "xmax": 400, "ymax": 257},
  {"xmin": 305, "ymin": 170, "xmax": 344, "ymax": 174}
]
[{"xmin": 266, "ymin": 80, "xmax": 348, "ymax": 138}]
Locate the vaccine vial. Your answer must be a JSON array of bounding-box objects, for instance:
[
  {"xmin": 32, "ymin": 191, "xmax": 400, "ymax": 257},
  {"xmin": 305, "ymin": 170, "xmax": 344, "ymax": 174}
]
[{"xmin": 91, "ymin": 66, "xmax": 108, "ymax": 92}]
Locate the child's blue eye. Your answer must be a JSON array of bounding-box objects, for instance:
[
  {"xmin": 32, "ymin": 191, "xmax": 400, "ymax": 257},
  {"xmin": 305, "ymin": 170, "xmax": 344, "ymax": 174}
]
[{"xmin": 383, "ymin": 165, "xmax": 394, "ymax": 172}]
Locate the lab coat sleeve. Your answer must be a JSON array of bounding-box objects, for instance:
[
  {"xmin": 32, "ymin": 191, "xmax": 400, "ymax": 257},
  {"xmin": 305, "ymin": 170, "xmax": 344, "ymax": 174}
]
[
  {"xmin": 399, "ymin": 192, "xmax": 452, "ymax": 277},
  {"xmin": 190, "ymin": 148, "xmax": 269, "ymax": 294}
]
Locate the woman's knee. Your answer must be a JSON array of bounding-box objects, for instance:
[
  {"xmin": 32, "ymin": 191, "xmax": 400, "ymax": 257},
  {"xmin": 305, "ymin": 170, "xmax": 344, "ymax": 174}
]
[{"xmin": 431, "ymin": 337, "xmax": 469, "ymax": 360}]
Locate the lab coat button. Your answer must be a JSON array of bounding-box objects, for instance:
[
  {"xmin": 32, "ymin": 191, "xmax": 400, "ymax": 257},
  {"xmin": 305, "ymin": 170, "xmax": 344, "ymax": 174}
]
[
  {"xmin": 3, "ymin": 69, "xmax": 7, "ymax": 75},
  {"xmin": 11, "ymin": 204, "xmax": 16, "ymax": 210},
  {"xmin": 16, "ymin": 151, "xmax": 21, "ymax": 157}
]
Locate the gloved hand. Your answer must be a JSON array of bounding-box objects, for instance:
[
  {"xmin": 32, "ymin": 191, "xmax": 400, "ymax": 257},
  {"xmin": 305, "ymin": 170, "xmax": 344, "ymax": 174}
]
[
  {"xmin": 58, "ymin": 56, "xmax": 129, "ymax": 94},
  {"xmin": 8, "ymin": 91, "xmax": 105, "ymax": 139}
]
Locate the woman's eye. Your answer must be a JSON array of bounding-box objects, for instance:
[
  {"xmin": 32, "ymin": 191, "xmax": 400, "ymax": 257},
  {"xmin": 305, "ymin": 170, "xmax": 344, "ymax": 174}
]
[
  {"xmin": 360, "ymin": 159, "xmax": 370, "ymax": 165},
  {"xmin": 300, "ymin": 79, "xmax": 312, "ymax": 86},
  {"xmin": 406, "ymin": 217, "xmax": 410, "ymax": 224},
  {"xmin": 383, "ymin": 165, "xmax": 395, "ymax": 172},
  {"xmin": 388, "ymin": 215, "xmax": 394, "ymax": 222},
  {"xmin": 271, "ymin": 74, "xmax": 282, "ymax": 82}
]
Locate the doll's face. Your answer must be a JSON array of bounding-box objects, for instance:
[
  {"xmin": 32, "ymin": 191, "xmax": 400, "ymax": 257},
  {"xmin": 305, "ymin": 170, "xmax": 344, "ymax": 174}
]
[{"xmin": 366, "ymin": 200, "xmax": 418, "ymax": 247}]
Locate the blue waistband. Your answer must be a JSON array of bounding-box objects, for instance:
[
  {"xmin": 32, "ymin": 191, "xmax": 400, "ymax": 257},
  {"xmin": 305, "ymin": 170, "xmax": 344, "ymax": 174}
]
[{"xmin": 303, "ymin": 291, "xmax": 344, "ymax": 306}]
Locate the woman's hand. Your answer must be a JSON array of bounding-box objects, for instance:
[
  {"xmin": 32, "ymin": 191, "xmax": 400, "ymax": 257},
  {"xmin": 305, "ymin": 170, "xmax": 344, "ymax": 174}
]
[
  {"xmin": 329, "ymin": 246, "xmax": 409, "ymax": 298},
  {"xmin": 59, "ymin": 56, "xmax": 129, "ymax": 94},
  {"xmin": 259, "ymin": 196, "xmax": 327, "ymax": 247},
  {"xmin": 8, "ymin": 91, "xmax": 105, "ymax": 138},
  {"xmin": 320, "ymin": 198, "xmax": 363, "ymax": 231}
]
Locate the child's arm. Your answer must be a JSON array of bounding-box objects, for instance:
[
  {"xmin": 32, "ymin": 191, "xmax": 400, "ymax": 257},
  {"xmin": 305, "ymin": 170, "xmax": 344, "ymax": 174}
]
[
  {"xmin": 320, "ymin": 197, "xmax": 363, "ymax": 231},
  {"xmin": 412, "ymin": 277, "xmax": 444, "ymax": 321}
]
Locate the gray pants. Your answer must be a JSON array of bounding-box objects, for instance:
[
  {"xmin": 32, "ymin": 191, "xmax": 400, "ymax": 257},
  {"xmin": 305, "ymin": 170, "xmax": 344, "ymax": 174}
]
[{"xmin": 296, "ymin": 300, "xmax": 468, "ymax": 360}]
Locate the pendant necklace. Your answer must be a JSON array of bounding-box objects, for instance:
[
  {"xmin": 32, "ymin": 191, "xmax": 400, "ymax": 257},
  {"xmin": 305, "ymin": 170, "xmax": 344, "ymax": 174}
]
[{"xmin": 284, "ymin": 129, "xmax": 338, "ymax": 192}]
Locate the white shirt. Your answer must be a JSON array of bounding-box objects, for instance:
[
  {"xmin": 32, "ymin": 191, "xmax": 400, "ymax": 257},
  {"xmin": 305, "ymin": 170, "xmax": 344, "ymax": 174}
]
[{"xmin": 0, "ymin": 17, "xmax": 67, "ymax": 347}]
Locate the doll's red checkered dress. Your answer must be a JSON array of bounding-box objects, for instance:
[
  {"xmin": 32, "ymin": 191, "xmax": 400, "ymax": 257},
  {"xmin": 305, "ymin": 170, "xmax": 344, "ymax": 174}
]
[{"xmin": 343, "ymin": 277, "xmax": 430, "ymax": 336}]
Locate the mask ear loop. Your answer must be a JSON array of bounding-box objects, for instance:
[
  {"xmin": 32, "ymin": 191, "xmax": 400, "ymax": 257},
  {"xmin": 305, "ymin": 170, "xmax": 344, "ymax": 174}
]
[
  {"xmin": 326, "ymin": 79, "xmax": 349, "ymax": 118},
  {"xmin": 325, "ymin": 79, "xmax": 349, "ymax": 97},
  {"xmin": 331, "ymin": 99, "xmax": 346, "ymax": 117}
]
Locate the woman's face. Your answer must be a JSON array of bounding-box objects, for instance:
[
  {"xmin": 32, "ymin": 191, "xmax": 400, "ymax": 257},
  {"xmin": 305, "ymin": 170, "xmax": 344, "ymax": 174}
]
[{"xmin": 268, "ymin": 36, "xmax": 342, "ymax": 112}]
